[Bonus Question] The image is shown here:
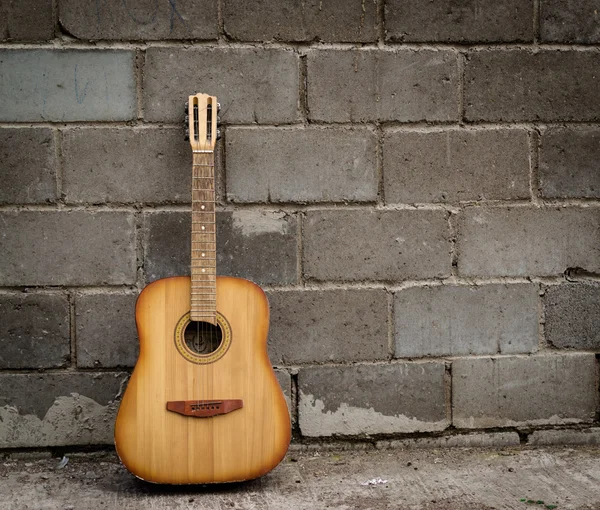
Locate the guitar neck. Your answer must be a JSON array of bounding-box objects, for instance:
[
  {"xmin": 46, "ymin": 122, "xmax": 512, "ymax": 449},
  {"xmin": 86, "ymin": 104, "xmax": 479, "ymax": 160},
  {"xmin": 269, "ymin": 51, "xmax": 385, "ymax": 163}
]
[{"xmin": 190, "ymin": 150, "xmax": 216, "ymax": 323}]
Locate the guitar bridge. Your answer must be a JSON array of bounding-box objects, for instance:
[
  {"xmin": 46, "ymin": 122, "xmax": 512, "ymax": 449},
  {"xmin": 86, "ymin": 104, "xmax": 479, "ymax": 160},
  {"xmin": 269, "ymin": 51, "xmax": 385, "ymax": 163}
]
[{"xmin": 166, "ymin": 399, "xmax": 243, "ymax": 418}]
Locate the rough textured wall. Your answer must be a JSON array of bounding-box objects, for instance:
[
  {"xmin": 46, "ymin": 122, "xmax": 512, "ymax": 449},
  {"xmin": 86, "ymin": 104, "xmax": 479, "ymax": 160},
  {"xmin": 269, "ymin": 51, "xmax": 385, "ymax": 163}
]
[{"xmin": 0, "ymin": 0, "xmax": 599, "ymax": 448}]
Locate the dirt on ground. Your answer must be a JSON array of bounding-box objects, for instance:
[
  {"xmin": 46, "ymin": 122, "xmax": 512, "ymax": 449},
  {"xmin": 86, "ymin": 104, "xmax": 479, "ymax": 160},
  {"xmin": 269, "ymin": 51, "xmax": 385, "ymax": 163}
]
[{"xmin": 1, "ymin": 445, "xmax": 599, "ymax": 509}]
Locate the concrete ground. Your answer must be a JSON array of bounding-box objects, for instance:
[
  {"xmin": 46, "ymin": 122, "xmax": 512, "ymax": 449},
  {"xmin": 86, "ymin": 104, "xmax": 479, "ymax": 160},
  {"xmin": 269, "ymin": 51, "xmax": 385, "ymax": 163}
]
[{"xmin": 1, "ymin": 445, "xmax": 599, "ymax": 510}]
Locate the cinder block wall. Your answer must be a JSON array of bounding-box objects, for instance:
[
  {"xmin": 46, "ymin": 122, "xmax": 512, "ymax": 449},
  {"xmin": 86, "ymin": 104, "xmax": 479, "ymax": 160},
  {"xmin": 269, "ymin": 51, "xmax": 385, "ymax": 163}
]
[{"xmin": 1, "ymin": 0, "xmax": 599, "ymax": 448}]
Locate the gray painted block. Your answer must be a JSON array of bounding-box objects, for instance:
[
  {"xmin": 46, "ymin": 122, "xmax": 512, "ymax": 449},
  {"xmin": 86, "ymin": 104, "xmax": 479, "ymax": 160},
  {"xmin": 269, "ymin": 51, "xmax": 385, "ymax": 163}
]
[
  {"xmin": 59, "ymin": 0, "xmax": 217, "ymax": 40},
  {"xmin": 0, "ymin": 211, "xmax": 136, "ymax": 286},
  {"xmin": 0, "ymin": 293, "xmax": 70, "ymax": 369},
  {"xmin": 465, "ymin": 50, "xmax": 600, "ymax": 122},
  {"xmin": 0, "ymin": 50, "xmax": 136, "ymax": 122},
  {"xmin": 544, "ymin": 283, "xmax": 600, "ymax": 350},
  {"xmin": 452, "ymin": 354, "xmax": 598, "ymax": 428},
  {"xmin": 540, "ymin": 0, "xmax": 600, "ymax": 43},
  {"xmin": 394, "ymin": 284, "xmax": 539, "ymax": 358},
  {"xmin": 385, "ymin": 0, "xmax": 533, "ymax": 42},
  {"xmin": 539, "ymin": 127, "xmax": 600, "ymax": 199},
  {"xmin": 267, "ymin": 289, "xmax": 388, "ymax": 364},
  {"xmin": 223, "ymin": 0, "xmax": 377, "ymax": 42},
  {"xmin": 0, "ymin": 0, "xmax": 53, "ymax": 41},
  {"xmin": 62, "ymin": 127, "xmax": 193, "ymax": 204},
  {"xmin": 144, "ymin": 48, "xmax": 299, "ymax": 124},
  {"xmin": 144, "ymin": 210, "xmax": 298, "ymax": 285},
  {"xmin": 0, "ymin": 128, "xmax": 57, "ymax": 204},
  {"xmin": 226, "ymin": 127, "xmax": 377, "ymax": 203},
  {"xmin": 0, "ymin": 372, "xmax": 128, "ymax": 447},
  {"xmin": 307, "ymin": 49, "xmax": 459, "ymax": 123},
  {"xmin": 383, "ymin": 129, "xmax": 530, "ymax": 204},
  {"xmin": 298, "ymin": 363, "xmax": 448, "ymax": 436},
  {"xmin": 303, "ymin": 209, "xmax": 451, "ymax": 281},
  {"xmin": 529, "ymin": 428, "xmax": 600, "ymax": 446},
  {"xmin": 457, "ymin": 207, "xmax": 600, "ymax": 277},
  {"xmin": 75, "ymin": 293, "xmax": 139, "ymax": 368}
]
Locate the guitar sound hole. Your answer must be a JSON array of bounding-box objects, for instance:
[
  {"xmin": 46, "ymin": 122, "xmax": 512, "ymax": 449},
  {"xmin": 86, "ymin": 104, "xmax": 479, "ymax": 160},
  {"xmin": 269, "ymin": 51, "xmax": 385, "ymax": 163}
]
[{"xmin": 184, "ymin": 321, "xmax": 223, "ymax": 355}]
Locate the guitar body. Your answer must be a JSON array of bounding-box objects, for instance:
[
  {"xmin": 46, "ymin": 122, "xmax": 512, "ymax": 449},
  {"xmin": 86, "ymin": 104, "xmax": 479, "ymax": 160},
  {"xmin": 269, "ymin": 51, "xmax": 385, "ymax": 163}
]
[{"xmin": 114, "ymin": 276, "xmax": 291, "ymax": 484}]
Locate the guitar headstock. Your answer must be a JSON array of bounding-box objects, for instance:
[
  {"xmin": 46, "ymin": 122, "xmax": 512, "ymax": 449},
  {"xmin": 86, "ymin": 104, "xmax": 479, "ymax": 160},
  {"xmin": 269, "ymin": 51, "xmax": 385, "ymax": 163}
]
[{"xmin": 184, "ymin": 93, "xmax": 221, "ymax": 149}]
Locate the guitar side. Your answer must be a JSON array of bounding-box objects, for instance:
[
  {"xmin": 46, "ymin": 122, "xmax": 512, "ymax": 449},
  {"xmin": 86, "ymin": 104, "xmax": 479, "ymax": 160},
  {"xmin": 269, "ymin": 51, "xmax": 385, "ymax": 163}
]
[{"xmin": 114, "ymin": 276, "xmax": 291, "ymax": 484}]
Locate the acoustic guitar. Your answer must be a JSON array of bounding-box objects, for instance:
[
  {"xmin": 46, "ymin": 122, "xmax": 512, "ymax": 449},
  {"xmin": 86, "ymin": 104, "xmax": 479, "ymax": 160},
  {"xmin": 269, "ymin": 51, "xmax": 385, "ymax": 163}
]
[{"xmin": 114, "ymin": 93, "xmax": 291, "ymax": 484}]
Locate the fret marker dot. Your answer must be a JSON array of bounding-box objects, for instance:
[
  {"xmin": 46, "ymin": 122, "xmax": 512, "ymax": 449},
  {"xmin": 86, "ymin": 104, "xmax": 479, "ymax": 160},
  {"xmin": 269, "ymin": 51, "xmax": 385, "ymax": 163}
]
[
  {"xmin": 201, "ymin": 226, "xmax": 205, "ymax": 230},
  {"xmin": 202, "ymin": 269, "xmax": 206, "ymax": 273},
  {"xmin": 201, "ymin": 205, "xmax": 205, "ymax": 210},
  {"xmin": 202, "ymin": 253, "xmax": 205, "ymax": 257}
]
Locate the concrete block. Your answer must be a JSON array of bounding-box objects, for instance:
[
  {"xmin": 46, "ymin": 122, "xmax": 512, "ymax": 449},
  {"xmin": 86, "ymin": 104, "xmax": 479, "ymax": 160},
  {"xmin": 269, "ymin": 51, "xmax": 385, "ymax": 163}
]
[
  {"xmin": 298, "ymin": 363, "xmax": 448, "ymax": 436},
  {"xmin": 465, "ymin": 50, "xmax": 600, "ymax": 122},
  {"xmin": 543, "ymin": 283, "xmax": 600, "ymax": 350},
  {"xmin": 0, "ymin": 50, "xmax": 136, "ymax": 122},
  {"xmin": 394, "ymin": 284, "xmax": 539, "ymax": 358},
  {"xmin": 144, "ymin": 210, "xmax": 298, "ymax": 285},
  {"xmin": 540, "ymin": 0, "xmax": 600, "ymax": 43},
  {"xmin": 59, "ymin": 0, "xmax": 217, "ymax": 40},
  {"xmin": 0, "ymin": 211, "xmax": 136, "ymax": 286},
  {"xmin": 452, "ymin": 354, "xmax": 598, "ymax": 428},
  {"xmin": 539, "ymin": 127, "xmax": 600, "ymax": 199},
  {"xmin": 376, "ymin": 431, "xmax": 521, "ymax": 450},
  {"xmin": 267, "ymin": 289, "xmax": 388, "ymax": 364},
  {"xmin": 62, "ymin": 127, "xmax": 194, "ymax": 204},
  {"xmin": 529, "ymin": 428, "xmax": 600, "ymax": 446},
  {"xmin": 385, "ymin": 0, "xmax": 532, "ymax": 42},
  {"xmin": 0, "ymin": 128, "xmax": 56, "ymax": 204},
  {"xmin": 307, "ymin": 49, "xmax": 459, "ymax": 123},
  {"xmin": 457, "ymin": 207, "xmax": 600, "ymax": 277},
  {"xmin": 226, "ymin": 127, "xmax": 377, "ymax": 203},
  {"xmin": 273, "ymin": 369, "xmax": 293, "ymax": 420},
  {"xmin": 303, "ymin": 209, "xmax": 451, "ymax": 281},
  {"xmin": 144, "ymin": 48, "xmax": 299, "ymax": 124},
  {"xmin": 0, "ymin": 0, "xmax": 53, "ymax": 41},
  {"xmin": 223, "ymin": 0, "xmax": 377, "ymax": 42},
  {"xmin": 0, "ymin": 372, "xmax": 128, "ymax": 447},
  {"xmin": 0, "ymin": 293, "xmax": 70, "ymax": 369},
  {"xmin": 75, "ymin": 293, "xmax": 139, "ymax": 368},
  {"xmin": 383, "ymin": 129, "xmax": 530, "ymax": 204}
]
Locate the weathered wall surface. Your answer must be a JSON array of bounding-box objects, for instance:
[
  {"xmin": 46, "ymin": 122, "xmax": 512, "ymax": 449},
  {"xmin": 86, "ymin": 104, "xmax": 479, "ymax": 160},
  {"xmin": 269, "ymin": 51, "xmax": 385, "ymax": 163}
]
[{"xmin": 0, "ymin": 0, "xmax": 599, "ymax": 448}]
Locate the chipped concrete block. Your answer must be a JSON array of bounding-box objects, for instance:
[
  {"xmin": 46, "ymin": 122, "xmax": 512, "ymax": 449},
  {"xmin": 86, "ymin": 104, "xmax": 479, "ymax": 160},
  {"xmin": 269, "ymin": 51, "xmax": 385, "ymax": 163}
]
[
  {"xmin": 0, "ymin": 211, "xmax": 136, "ymax": 286},
  {"xmin": 394, "ymin": 284, "xmax": 539, "ymax": 357},
  {"xmin": 0, "ymin": 373, "xmax": 128, "ymax": 447},
  {"xmin": 267, "ymin": 288, "xmax": 388, "ymax": 364},
  {"xmin": 62, "ymin": 127, "xmax": 193, "ymax": 204},
  {"xmin": 457, "ymin": 207, "xmax": 600, "ymax": 277},
  {"xmin": 223, "ymin": 0, "xmax": 377, "ymax": 42},
  {"xmin": 0, "ymin": 50, "xmax": 136, "ymax": 122},
  {"xmin": 144, "ymin": 47, "xmax": 299, "ymax": 124},
  {"xmin": 0, "ymin": 128, "xmax": 57, "ymax": 205},
  {"xmin": 0, "ymin": 292, "xmax": 70, "ymax": 369},
  {"xmin": 226, "ymin": 126, "xmax": 378, "ymax": 203},
  {"xmin": 383, "ymin": 129, "xmax": 530, "ymax": 204},
  {"xmin": 59, "ymin": 0, "xmax": 217, "ymax": 40},
  {"xmin": 543, "ymin": 283, "xmax": 600, "ymax": 350},
  {"xmin": 298, "ymin": 363, "xmax": 448, "ymax": 436},
  {"xmin": 144, "ymin": 210, "xmax": 298, "ymax": 285},
  {"xmin": 303, "ymin": 209, "xmax": 451, "ymax": 281},
  {"xmin": 75, "ymin": 293, "xmax": 139, "ymax": 368},
  {"xmin": 307, "ymin": 49, "xmax": 459, "ymax": 123},
  {"xmin": 465, "ymin": 50, "xmax": 600, "ymax": 122},
  {"xmin": 452, "ymin": 354, "xmax": 598, "ymax": 429}
]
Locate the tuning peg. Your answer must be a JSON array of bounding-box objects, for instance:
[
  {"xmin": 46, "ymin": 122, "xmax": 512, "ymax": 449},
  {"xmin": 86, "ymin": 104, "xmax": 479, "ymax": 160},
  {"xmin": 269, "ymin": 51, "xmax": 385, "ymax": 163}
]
[
  {"xmin": 184, "ymin": 127, "xmax": 189, "ymax": 141},
  {"xmin": 216, "ymin": 128, "xmax": 222, "ymax": 140},
  {"xmin": 185, "ymin": 113, "xmax": 189, "ymax": 123},
  {"xmin": 217, "ymin": 103, "xmax": 221, "ymax": 113},
  {"xmin": 217, "ymin": 116, "xmax": 221, "ymax": 125}
]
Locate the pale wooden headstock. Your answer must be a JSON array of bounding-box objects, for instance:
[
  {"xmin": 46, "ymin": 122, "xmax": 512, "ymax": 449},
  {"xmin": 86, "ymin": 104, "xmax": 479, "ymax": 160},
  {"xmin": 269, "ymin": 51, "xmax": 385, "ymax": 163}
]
[{"xmin": 185, "ymin": 93, "xmax": 220, "ymax": 151}]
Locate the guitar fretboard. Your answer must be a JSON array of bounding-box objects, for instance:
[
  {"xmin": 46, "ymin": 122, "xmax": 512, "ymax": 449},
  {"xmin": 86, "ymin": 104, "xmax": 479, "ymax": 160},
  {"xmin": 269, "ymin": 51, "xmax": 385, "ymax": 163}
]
[{"xmin": 190, "ymin": 151, "xmax": 216, "ymax": 323}]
